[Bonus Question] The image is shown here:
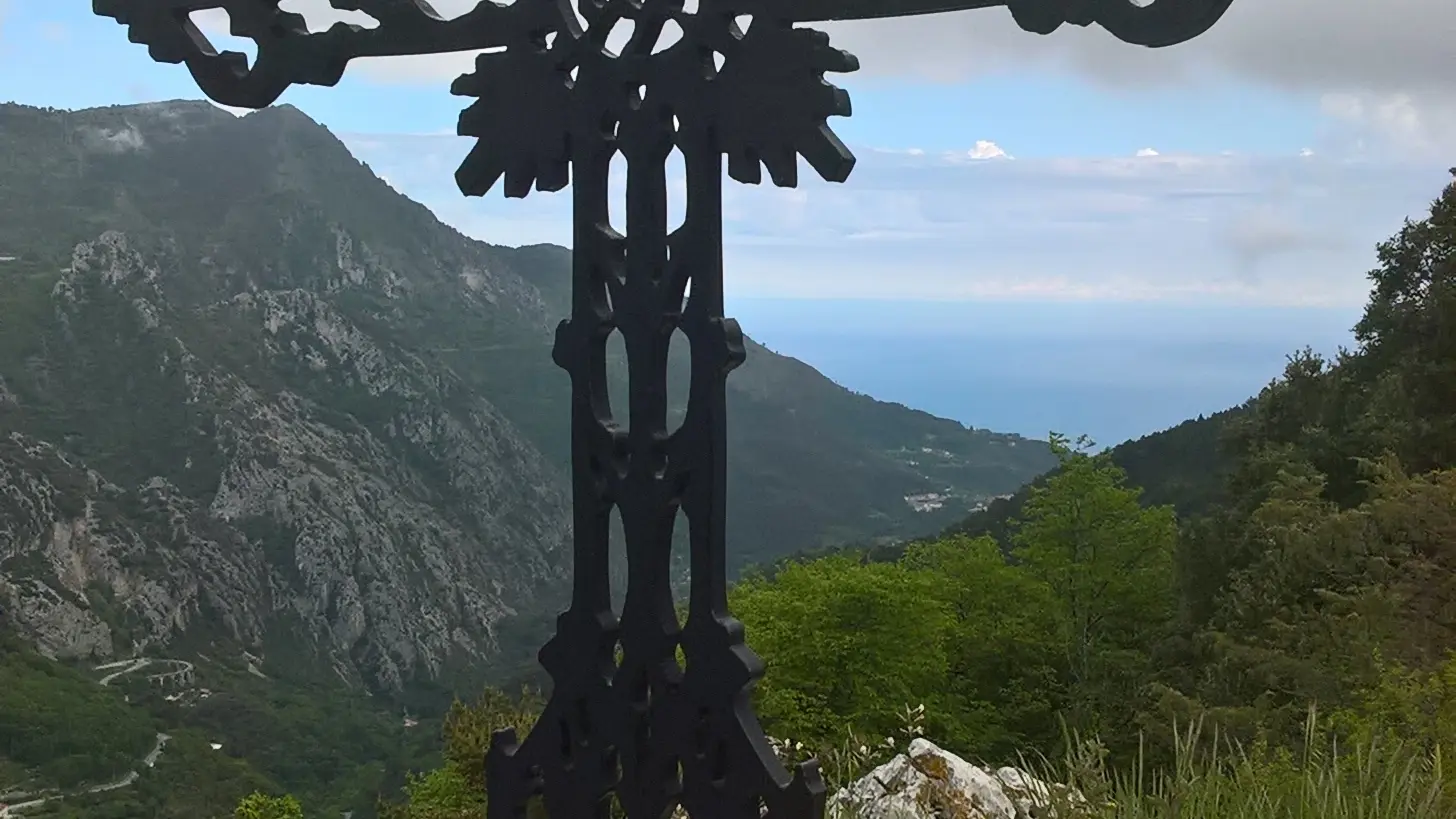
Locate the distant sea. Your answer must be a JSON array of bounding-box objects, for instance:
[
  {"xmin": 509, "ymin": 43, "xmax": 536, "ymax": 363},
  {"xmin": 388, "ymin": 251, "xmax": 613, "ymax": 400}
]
[{"xmin": 727, "ymin": 299, "xmax": 1363, "ymax": 449}]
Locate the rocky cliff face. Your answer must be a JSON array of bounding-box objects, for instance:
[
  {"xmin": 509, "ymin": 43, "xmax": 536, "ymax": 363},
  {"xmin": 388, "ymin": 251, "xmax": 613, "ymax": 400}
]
[
  {"xmin": 1, "ymin": 232, "xmax": 571, "ymax": 689},
  {"xmin": 0, "ymin": 100, "xmax": 1054, "ymax": 690}
]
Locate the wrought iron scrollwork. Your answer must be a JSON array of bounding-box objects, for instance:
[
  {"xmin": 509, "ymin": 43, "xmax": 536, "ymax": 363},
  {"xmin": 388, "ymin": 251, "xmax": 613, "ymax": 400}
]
[
  {"xmin": 91, "ymin": 2, "xmax": 1235, "ymax": 818},
  {"xmin": 451, "ymin": 3, "xmax": 854, "ymax": 819},
  {"xmin": 783, "ymin": 0, "xmax": 1234, "ymax": 46}
]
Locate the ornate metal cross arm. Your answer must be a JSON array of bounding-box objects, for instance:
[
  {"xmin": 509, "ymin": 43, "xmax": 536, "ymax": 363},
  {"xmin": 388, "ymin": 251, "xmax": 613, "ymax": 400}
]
[
  {"xmin": 91, "ymin": 2, "xmax": 1234, "ymax": 819},
  {"xmin": 783, "ymin": 0, "xmax": 1234, "ymax": 47},
  {"xmin": 93, "ymin": 0, "xmax": 1234, "ymax": 108}
]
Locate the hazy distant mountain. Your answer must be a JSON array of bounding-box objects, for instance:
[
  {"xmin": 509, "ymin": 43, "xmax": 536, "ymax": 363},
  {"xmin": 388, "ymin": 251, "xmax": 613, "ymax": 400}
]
[{"xmin": 0, "ymin": 100, "xmax": 1053, "ymax": 690}]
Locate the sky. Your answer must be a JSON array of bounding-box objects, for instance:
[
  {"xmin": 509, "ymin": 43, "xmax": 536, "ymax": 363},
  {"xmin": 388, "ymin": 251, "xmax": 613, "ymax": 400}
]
[{"xmin": 1, "ymin": 0, "xmax": 1453, "ymax": 308}]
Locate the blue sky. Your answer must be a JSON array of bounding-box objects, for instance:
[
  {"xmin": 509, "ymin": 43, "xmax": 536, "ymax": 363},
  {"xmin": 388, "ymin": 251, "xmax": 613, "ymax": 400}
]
[{"xmin": 2, "ymin": 0, "xmax": 1452, "ymax": 307}]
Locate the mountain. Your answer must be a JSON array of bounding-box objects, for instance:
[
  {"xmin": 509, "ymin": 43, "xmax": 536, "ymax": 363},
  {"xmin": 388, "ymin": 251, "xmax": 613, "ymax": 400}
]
[
  {"xmin": 942, "ymin": 407, "xmax": 1246, "ymax": 542},
  {"xmin": 0, "ymin": 100, "xmax": 1054, "ymax": 692},
  {"xmin": 823, "ymin": 405, "xmax": 1248, "ymax": 571}
]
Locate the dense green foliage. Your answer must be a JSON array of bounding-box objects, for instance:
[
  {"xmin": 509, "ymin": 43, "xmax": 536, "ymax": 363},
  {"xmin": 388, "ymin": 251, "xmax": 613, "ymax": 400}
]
[
  {"xmin": 36, "ymin": 730, "xmax": 275, "ymax": 819},
  {"xmin": 235, "ymin": 171, "xmax": 1456, "ymax": 819},
  {"xmin": 733, "ymin": 432, "xmax": 1180, "ymax": 764},
  {"xmin": 374, "ymin": 688, "xmax": 542, "ymax": 819},
  {"xmin": 150, "ymin": 672, "xmax": 435, "ymax": 808},
  {"xmin": 234, "ymin": 791, "xmax": 304, "ymax": 819},
  {"xmin": 8, "ymin": 103, "xmax": 1456, "ymax": 817},
  {"xmin": 0, "ymin": 634, "xmax": 156, "ymax": 791},
  {"xmin": 0, "ymin": 632, "xmax": 439, "ymax": 819},
  {"xmin": 732, "ymin": 555, "xmax": 956, "ymax": 744},
  {"xmin": 753, "ymin": 170, "xmax": 1456, "ymax": 782},
  {"xmin": 384, "ymin": 168, "xmax": 1456, "ymax": 818},
  {"xmin": 0, "ymin": 99, "xmax": 1059, "ymax": 816},
  {"xmin": 927, "ymin": 408, "xmax": 1242, "ymax": 553}
]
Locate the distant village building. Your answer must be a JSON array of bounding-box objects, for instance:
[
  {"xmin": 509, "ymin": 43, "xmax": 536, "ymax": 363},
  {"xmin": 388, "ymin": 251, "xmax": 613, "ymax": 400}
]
[{"xmin": 904, "ymin": 493, "xmax": 948, "ymax": 513}]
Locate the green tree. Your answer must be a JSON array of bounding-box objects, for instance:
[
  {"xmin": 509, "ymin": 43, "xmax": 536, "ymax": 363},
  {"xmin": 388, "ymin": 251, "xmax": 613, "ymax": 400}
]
[
  {"xmin": 234, "ymin": 791, "xmax": 304, "ymax": 819},
  {"xmin": 377, "ymin": 687, "xmax": 542, "ymax": 819},
  {"xmin": 1342, "ymin": 650, "xmax": 1456, "ymax": 769},
  {"xmin": 1353, "ymin": 168, "xmax": 1456, "ymax": 476},
  {"xmin": 0, "ymin": 632, "xmax": 157, "ymax": 791},
  {"xmin": 730, "ymin": 555, "xmax": 953, "ymax": 747},
  {"xmin": 901, "ymin": 535, "xmax": 1065, "ymax": 759},
  {"xmin": 1196, "ymin": 461, "xmax": 1387, "ymax": 737},
  {"xmin": 1217, "ymin": 171, "xmax": 1456, "ymax": 515},
  {"xmin": 437, "ymin": 687, "xmax": 541, "ymax": 796},
  {"xmin": 1156, "ymin": 459, "xmax": 1456, "ymax": 755},
  {"xmin": 1011, "ymin": 433, "xmax": 1178, "ymax": 741},
  {"xmin": 386, "ymin": 763, "xmax": 481, "ymax": 819}
]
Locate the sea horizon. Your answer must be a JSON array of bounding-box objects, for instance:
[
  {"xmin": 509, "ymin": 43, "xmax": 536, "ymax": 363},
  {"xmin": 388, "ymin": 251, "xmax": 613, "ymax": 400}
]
[{"xmin": 726, "ymin": 298, "xmax": 1363, "ymax": 449}]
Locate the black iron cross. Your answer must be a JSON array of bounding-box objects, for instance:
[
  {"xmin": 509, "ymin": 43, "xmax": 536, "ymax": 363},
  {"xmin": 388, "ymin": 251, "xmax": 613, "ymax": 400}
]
[{"xmin": 91, "ymin": 2, "xmax": 1233, "ymax": 818}]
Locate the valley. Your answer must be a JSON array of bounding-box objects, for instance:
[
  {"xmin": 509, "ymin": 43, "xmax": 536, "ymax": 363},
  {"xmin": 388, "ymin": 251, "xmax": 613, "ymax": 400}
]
[
  {"xmin": 0, "ymin": 88, "xmax": 1452, "ymax": 819},
  {"xmin": 0, "ymin": 99, "xmax": 1056, "ymax": 817},
  {"xmin": 0, "ymin": 99, "xmax": 1053, "ymax": 700}
]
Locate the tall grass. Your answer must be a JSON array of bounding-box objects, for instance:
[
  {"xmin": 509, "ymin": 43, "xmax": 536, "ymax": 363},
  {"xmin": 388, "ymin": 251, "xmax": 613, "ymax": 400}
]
[
  {"xmin": 810, "ymin": 704, "xmax": 1452, "ymax": 819},
  {"xmin": 1017, "ymin": 707, "xmax": 1454, "ymax": 819}
]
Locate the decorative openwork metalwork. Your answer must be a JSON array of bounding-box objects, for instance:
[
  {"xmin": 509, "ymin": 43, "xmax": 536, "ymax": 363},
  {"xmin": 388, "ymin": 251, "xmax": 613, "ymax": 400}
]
[{"xmin": 91, "ymin": 2, "xmax": 1234, "ymax": 818}]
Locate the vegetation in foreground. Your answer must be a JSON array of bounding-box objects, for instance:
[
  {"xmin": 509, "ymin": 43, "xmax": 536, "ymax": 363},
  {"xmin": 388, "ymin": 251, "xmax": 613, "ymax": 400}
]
[
  {"xmin": 295, "ymin": 170, "xmax": 1455, "ymax": 818},
  {"xmin": 13, "ymin": 160, "xmax": 1456, "ymax": 818}
]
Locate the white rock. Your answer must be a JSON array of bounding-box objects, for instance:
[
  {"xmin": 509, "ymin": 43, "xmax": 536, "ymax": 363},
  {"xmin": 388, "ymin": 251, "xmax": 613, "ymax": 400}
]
[
  {"xmin": 830, "ymin": 739, "xmax": 1018, "ymax": 819},
  {"xmin": 995, "ymin": 766, "xmax": 1087, "ymax": 819},
  {"xmin": 995, "ymin": 767, "xmax": 1049, "ymax": 819}
]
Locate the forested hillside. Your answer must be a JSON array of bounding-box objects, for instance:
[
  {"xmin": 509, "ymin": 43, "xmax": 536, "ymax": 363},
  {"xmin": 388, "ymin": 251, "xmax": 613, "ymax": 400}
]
[
  {"xmin": 865, "ymin": 404, "xmax": 1246, "ymax": 562},
  {"xmin": 0, "ymin": 99, "xmax": 1052, "ymax": 699},
  {"xmin": 350, "ymin": 170, "xmax": 1456, "ymax": 819},
  {"xmin": 5, "ymin": 103, "xmax": 1451, "ymax": 819},
  {"xmin": 0, "ymin": 622, "xmax": 443, "ymax": 818},
  {"xmin": 0, "ymin": 98, "xmax": 1050, "ymax": 819}
]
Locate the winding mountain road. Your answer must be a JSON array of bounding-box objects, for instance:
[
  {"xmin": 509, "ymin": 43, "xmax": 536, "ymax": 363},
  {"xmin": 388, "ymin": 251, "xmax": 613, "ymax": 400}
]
[
  {"xmin": 97, "ymin": 657, "xmax": 194, "ymax": 687},
  {"xmin": 96, "ymin": 657, "xmax": 151, "ymax": 685},
  {"xmin": 0, "ymin": 658, "xmax": 190, "ymax": 816}
]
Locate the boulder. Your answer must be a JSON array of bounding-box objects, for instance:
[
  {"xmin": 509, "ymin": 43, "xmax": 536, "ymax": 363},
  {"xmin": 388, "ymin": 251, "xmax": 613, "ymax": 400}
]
[{"xmin": 829, "ymin": 739, "xmax": 1081, "ymax": 819}]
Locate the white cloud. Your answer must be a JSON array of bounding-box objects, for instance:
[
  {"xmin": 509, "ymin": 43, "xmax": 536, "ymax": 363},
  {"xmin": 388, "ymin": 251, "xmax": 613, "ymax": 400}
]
[
  {"xmin": 339, "ymin": 131, "xmax": 1449, "ymax": 308},
  {"xmin": 1319, "ymin": 91, "xmax": 1456, "ymax": 157},
  {"xmin": 821, "ymin": 1, "xmax": 1455, "ymax": 159},
  {"xmin": 1136, "ymin": 148, "xmax": 1160, "ymax": 157},
  {"xmin": 962, "ymin": 140, "xmax": 1012, "ymax": 160}
]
